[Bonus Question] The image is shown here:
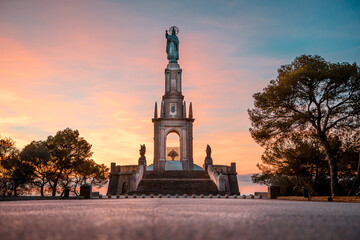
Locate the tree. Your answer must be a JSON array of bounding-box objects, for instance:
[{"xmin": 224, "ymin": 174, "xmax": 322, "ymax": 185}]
[
  {"xmin": 252, "ymin": 133, "xmax": 330, "ymax": 196},
  {"xmin": 337, "ymin": 131, "xmax": 360, "ymax": 195},
  {"xmin": 0, "ymin": 136, "xmax": 16, "ymax": 161},
  {"xmin": 72, "ymin": 159, "xmax": 109, "ymax": 195},
  {"xmin": 248, "ymin": 55, "xmax": 360, "ymax": 196},
  {"xmin": 45, "ymin": 128, "xmax": 93, "ymax": 196},
  {"xmin": 1, "ymin": 136, "xmax": 34, "ymax": 196},
  {"xmin": 0, "ymin": 136, "xmax": 17, "ymax": 196},
  {"xmin": 20, "ymin": 141, "xmax": 51, "ymax": 196},
  {"xmin": 1, "ymin": 154, "xmax": 35, "ymax": 196}
]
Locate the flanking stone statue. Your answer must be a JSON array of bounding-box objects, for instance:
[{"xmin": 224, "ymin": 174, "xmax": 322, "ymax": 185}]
[
  {"xmin": 204, "ymin": 144, "xmax": 213, "ymax": 170},
  {"xmin": 206, "ymin": 144, "xmax": 211, "ymax": 156},
  {"xmin": 138, "ymin": 144, "xmax": 146, "ymax": 166},
  {"xmin": 166, "ymin": 26, "xmax": 179, "ymax": 63}
]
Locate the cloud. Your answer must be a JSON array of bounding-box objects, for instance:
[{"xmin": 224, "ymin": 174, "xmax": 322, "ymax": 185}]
[
  {"xmin": 3, "ymin": 0, "xmax": 358, "ymax": 195},
  {"xmin": 0, "ymin": 0, "xmax": 276, "ymax": 176},
  {"xmin": 0, "ymin": 0, "xmax": 360, "ymax": 197}
]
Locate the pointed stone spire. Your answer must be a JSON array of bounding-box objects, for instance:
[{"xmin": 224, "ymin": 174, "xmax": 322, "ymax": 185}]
[
  {"xmin": 183, "ymin": 101, "xmax": 186, "ymax": 118},
  {"xmin": 161, "ymin": 101, "xmax": 164, "ymax": 117},
  {"xmin": 189, "ymin": 102, "xmax": 193, "ymax": 119},
  {"xmin": 154, "ymin": 102, "xmax": 158, "ymax": 119}
]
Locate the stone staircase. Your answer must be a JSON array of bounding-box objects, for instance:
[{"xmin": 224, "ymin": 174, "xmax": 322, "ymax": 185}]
[{"xmin": 133, "ymin": 170, "xmax": 219, "ymax": 195}]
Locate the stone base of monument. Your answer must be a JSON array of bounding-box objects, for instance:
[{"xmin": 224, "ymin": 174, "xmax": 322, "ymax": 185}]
[
  {"xmin": 133, "ymin": 170, "xmax": 219, "ymax": 195},
  {"xmin": 80, "ymin": 184, "xmax": 92, "ymax": 199}
]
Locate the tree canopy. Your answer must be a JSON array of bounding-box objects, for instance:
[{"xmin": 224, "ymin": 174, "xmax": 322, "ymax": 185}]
[
  {"xmin": 249, "ymin": 55, "xmax": 360, "ymax": 196},
  {"xmin": 45, "ymin": 128, "xmax": 93, "ymax": 196},
  {"xmin": 0, "ymin": 129, "xmax": 109, "ymax": 197},
  {"xmin": 1, "ymin": 136, "xmax": 34, "ymax": 196},
  {"xmin": 20, "ymin": 141, "xmax": 50, "ymax": 196}
]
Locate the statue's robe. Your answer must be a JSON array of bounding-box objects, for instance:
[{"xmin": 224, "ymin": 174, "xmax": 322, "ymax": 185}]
[{"xmin": 166, "ymin": 34, "xmax": 179, "ymax": 62}]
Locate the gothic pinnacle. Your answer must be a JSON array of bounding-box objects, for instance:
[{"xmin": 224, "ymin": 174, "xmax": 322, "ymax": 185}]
[
  {"xmin": 183, "ymin": 101, "xmax": 186, "ymax": 118},
  {"xmin": 154, "ymin": 102, "xmax": 158, "ymax": 119},
  {"xmin": 161, "ymin": 101, "xmax": 164, "ymax": 117},
  {"xmin": 189, "ymin": 102, "xmax": 193, "ymax": 119}
]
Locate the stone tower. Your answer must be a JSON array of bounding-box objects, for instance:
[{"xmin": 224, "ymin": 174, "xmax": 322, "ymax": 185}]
[
  {"xmin": 152, "ymin": 27, "xmax": 194, "ymax": 171},
  {"xmin": 108, "ymin": 27, "xmax": 239, "ymax": 196}
]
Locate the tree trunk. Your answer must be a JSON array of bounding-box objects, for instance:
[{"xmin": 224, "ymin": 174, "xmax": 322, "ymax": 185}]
[
  {"xmin": 348, "ymin": 152, "xmax": 360, "ymax": 196},
  {"xmin": 73, "ymin": 183, "xmax": 79, "ymax": 197},
  {"xmin": 74, "ymin": 182, "xmax": 79, "ymax": 196},
  {"xmin": 52, "ymin": 179, "xmax": 57, "ymax": 196},
  {"xmin": 40, "ymin": 183, "xmax": 44, "ymax": 197},
  {"xmin": 13, "ymin": 184, "xmax": 17, "ymax": 196},
  {"xmin": 52, "ymin": 168, "xmax": 63, "ymax": 196},
  {"xmin": 320, "ymin": 134, "xmax": 340, "ymax": 196}
]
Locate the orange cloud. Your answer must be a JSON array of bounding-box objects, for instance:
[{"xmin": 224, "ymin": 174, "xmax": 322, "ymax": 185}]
[{"xmin": 0, "ymin": 0, "xmax": 287, "ymax": 194}]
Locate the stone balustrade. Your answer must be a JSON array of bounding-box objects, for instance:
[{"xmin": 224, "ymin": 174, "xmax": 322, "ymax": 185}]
[{"xmin": 207, "ymin": 165, "xmax": 227, "ymax": 192}]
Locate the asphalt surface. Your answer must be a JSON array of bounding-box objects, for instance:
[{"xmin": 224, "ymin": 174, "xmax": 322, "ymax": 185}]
[{"xmin": 0, "ymin": 198, "xmax": 359, "ymax": 240}]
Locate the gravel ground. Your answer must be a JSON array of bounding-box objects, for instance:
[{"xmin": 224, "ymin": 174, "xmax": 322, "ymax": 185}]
[{"xmin": 0, "ymin": 198, "xmax": 359, "ymax": 240}]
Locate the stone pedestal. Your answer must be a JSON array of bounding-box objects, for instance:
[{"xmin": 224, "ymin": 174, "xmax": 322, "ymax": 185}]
[
  {"xmin": 138, "ymin": 156, "xmax": 146, "ymax": 167},
  {"xmin": 204, "ymin": 156, "xmax": 213, "ymax": 170},
  {"xmin": 80, "ymin": 184, "xmax": 92, "ymax": 199},
  {"xmin": 269, "ymin": 185, "xmax": 280, "ymax": 199}
]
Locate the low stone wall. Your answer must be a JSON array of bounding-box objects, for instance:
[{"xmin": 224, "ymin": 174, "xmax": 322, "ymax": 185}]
[
  {"xmin": 207, "ymin": 165, "xmax": 239, "ymax": 195},
  {"xmin": 107, "ymin": 163, "xmax": 145, "ymax": 195},
  {"xmin": 134, "ymin": 164, "xmax": 144, "ymax": 190},
  {"xmin": 254, "ymin": 192, "xmax": 268, "ymax": 198},
  {"xmin": 207, "ymin": 165, "xmax": 227, "ymax": 192},
  {"xmin": 116, "ymin": 165, "xmax": 139, "ymax": 173}
]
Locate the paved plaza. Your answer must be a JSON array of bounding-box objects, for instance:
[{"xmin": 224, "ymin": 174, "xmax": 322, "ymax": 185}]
[{"xmin": 0, "ymin": 198, "xmax": 359, "ymax": 240}]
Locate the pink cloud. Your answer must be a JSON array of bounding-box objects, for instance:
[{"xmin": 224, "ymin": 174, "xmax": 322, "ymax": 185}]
[{"xmin": 0, "ymin": 1, "xmax": 284, "ymax": 194}]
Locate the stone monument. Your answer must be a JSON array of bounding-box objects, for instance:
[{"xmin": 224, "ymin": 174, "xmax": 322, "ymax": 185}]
[
  {"xmin": 152, "ymin": 26, "xmax": 194, "ymax": 171},
  {"xmin": 107, "ymin": 27, "xmax": 240, "ymax": 195}
]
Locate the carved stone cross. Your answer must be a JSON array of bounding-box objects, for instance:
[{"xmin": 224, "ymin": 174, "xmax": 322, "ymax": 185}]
[{"xmin": 168, "ymin": 150, "xmax": 179, "ymax": 161}]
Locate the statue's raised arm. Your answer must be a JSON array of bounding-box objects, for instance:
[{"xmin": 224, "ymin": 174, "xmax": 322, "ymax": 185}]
[{"xmin": 166, "ymin": 26, "xmax": 179, "ymax": 63}]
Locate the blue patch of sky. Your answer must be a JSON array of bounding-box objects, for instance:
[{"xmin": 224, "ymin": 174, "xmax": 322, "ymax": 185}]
[
  {"xmin": 106, "ymin": 0, "xmax": 360, "ymax": 64},
  {"xmin": 9, "ymin": 126, "xmax": 52, "ymax": 140}
]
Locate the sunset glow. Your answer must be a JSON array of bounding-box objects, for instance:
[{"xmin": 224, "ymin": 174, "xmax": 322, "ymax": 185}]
[{"xmin": 1, "ymin": 0, "xmax": 359, "ymax": 194}]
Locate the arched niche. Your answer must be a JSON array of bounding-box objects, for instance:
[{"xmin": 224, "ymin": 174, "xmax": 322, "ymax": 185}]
[{"xmin": 166, "ymin": 131, "xmax": 181, "ymax": 161}]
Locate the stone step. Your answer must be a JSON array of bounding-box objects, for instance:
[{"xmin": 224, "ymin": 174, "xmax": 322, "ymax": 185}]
[
  {"xmin": 134, "ymin": 170, "xmax": 219, "ymax": 194},
  {"xmin": 143, "ymin": 170, "xmax": 210, "ymax": 179},
  {"xmin": 141, "ymin": 178, "xmax": 211, "ymax": 181}
]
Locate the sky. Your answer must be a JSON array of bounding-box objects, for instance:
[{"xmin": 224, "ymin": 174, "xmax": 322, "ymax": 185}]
[{"xmin": 0, "ymin": 0, "xmax": 359, "ymax": 194}]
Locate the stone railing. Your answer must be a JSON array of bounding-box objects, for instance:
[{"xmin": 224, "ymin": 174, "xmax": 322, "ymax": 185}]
[
  {"xmin": 128, "ymin": 164, "xmax": 145, "ymax": 192},
  {"xmin": 207, "ymin": 165, "xmax": 227, "ymax": 192},
  {"xmin": 135, "ymin": 164, "xmax": 145, "ymax": 189}
]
